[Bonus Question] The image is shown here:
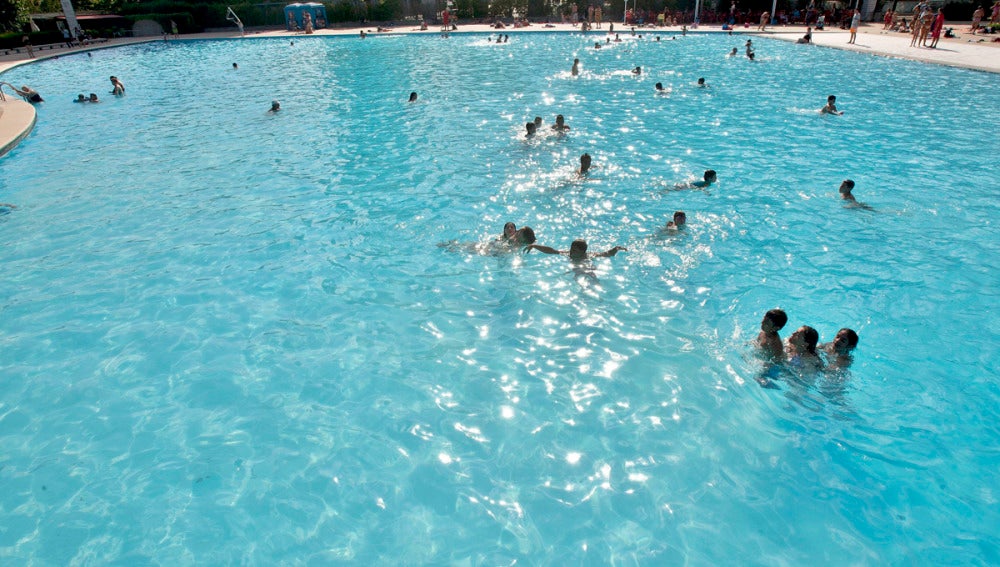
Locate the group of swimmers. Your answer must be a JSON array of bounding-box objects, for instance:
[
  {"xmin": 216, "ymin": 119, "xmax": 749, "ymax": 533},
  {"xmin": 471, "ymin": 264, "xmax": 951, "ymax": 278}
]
[
  {"xmin": 756, "ymin": 308, "xmax": 859, "ymax": 378},
  {"xmin": 71, "ymin": 76, "xmax": 125, "ymax": 104}
]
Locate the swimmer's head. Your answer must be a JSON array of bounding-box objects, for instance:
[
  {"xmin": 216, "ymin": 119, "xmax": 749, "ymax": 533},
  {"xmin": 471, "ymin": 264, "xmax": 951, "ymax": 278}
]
[
  {"xmin": 655, "ymin": 82, "xmax": 664, "ymax": 91},
  {"xmin": 828, "ymin": 95, "xmax": 837, "ymax": 103},
  {"xmin": 673, "ymin": 210, "xmax": 686, "ymax": 225},
  {"xmin": 569, "ymin": 239, "xmax": 588, "ymax": 259},
  {"xmin": 840, "ymin": 179, "xmax": 855, "ymax": 193},
  {"xmin": 632, "ymin": 66, "xmax": 641, "ymax": 74},
  {"xmin": 697, "ymin": 77, "xmax": 706, "ymax": 85},
  {"xmin": 555, "ymin": 114, "xmax": 566, "ymax": 127},
  {"xmin": 534, "ymin": 116, "xmax": 542, "ymax": 127},
  {"xmin": 77, "ymin": 94, "xmax": 85, "ymax": 101},
  {"xmin": 791, "ymin": 325, "xmax": 820, "ymax": 353},
  {"xmin": 409, "ymin": 91, "xmax": 418, "ymax": 102},
  {"xmin": 526, "ymin": 122, "xmax": 537, "ymax": 136},
  {"xmin": 503, "ymin": 222, "xmax": 517, "ymax": 238},
  {"xmin": 233, "ymin": 63, "xmax": 238, "ymax": 69},
  {"xmin": 761, "ymin": 308, "xmax": 788, "ymax": 332},
  {"xmin": 89, "ymin": 93, "xmax": 98, "ymax": 101},
  {"xmin": 517, "ymin": 227, "xmax": 537, "ymax": 245},
  {"xmin": 833, "ymin": 328, "xmax": 859, "ymax": 352},
  {"xmin": 580, "ymin": 153, "xmax": 592, "ymax": 173},
  {"xmin": 704, "ymin": 169, "xmax": 717, "ymax": 183},
  {"xmin": 270, "ymin": 100, "xmax": 280, "ymax": 111}
]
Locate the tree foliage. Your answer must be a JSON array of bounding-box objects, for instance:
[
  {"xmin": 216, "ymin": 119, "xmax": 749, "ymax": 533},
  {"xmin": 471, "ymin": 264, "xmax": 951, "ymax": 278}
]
[{"xmin": 0, "ymin": 0, "xmax": 30, "ymax": 33}]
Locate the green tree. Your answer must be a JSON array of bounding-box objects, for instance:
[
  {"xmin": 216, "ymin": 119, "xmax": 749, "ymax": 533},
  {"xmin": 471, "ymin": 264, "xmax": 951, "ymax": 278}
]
[{"xmin": 0, "ymin": 0, "xmax": 30, "ymax": 33}]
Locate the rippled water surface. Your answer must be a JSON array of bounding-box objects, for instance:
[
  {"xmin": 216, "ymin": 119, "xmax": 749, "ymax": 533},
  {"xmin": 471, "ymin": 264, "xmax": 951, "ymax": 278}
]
[{"xmin": 1, "ymin": 33, "xmax": 999, "ymax": 565}]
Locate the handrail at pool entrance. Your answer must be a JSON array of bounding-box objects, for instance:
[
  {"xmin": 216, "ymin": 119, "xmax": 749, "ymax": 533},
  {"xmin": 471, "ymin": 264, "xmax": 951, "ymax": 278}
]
[{"xmin": 226, "ymin": 7, "xmax": 245, "ymax": 36}]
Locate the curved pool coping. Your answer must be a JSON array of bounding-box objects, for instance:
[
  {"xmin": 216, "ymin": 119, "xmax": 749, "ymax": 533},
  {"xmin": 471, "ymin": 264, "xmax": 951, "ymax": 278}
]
[{"xmin": 0, "ymin": 98, "xmax": 36, "ymax": 158}]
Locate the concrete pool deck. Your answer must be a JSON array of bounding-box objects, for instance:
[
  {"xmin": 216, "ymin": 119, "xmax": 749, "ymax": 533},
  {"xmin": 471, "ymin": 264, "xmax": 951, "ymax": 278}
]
[{"xmin": 1, "ymin": 22, "xmax": 997, "ymax": 156}]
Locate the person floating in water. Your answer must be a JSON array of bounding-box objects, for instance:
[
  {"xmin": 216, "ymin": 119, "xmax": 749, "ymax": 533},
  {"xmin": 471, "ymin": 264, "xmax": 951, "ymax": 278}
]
[
  {"xmin": 821, "ymin": 95, "xmax": 843, "ymax": 115},
  {"xmin": 728, "ymin": 47, "xmax": 738, "ymax": 56},
  {"xmin": 631, "ymin": 66, "xmax": 642, "ymax": 75},
  {"xmin": 571, "ymin": 58, "xmax": 580, "ymax": 76},
  {"xmin": 551, "ymin": 114, "xmax": 570, "ymax": 131},
  {"xmin": 696, "ymin": 77, "xmax": 709, "ymax": 87},
  {"xmin": 233, "ymin": 62, "xmax": 239, "ymax": 70},
  {"xmin": 756, "ymin": 308, "xmax": 788, "ymax": 362},
  {"xmin": 408, "ymin": 91, "xmax": 418, "ymax": 102},
  {"xmin": 785, "ymin": 325, "xmax": 822, "ymax": 372},
  {"xmin": 579, "ymin": 153, "xmax": 592, "ymax": 175},
  {"xmin": 268, "ymin": 100, "xmax": 280, "ymax": 113},
  {"xmin": 525, "ymin": 121, "xmax": 537, "ymax": 137},
  {"xmin": 838, "ymin": 179, "xmax": 874, "ymax": 209},
  {"xmin": 88, "ymin": 93, "xmax": 100, "ymax": 103},
  {"xmin": 109, "ymin": 76, "xmax": 125, "ymax": 96},
  {"xmin": 691, "ymin": 169, "xmax": 717, "ymax": 189},
  {"xmin": 664, "ymin": 210, "xmax": 686, "ymax": 230},
  {"xmin": 655, "ymin": 82, "xmax": 670, "ymax": 93},
  {"xmin": 527, "ymin": 239, "xmax": 627, "ymax": 261},
  {"xmin": 745, "ymin": 39, "xmax": 755, "ymax": 60},
  {"xmin": 820, "ymin": 328, "xmax": 859, "ymax": 370}
]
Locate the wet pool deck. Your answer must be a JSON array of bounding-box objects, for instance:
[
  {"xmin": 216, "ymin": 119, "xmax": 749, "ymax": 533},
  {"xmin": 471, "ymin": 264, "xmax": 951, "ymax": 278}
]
[{"xmin": 1, "ymin": 22, "xmax": 997, "ymax": 156}]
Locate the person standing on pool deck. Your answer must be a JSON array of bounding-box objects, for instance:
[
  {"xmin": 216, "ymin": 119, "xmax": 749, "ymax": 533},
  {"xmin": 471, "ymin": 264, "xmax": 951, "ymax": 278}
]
[
  {"xmin": 848, "ymin": 9, "xmax": 860, "ymax": 44},
  {"xmin": 928, "ymin": 9, "xmax": 945, "ymax": 48},
  {"xmin": 527, "ymin": 239, "xmax": 626, "ymax": 261},
  {"xmin": 821, "ymin": 95, "xmax": 843, "ymax": 115},
  {"xmin": 756, "ymin": 308, "xmax": 788, "ymax": 361}
]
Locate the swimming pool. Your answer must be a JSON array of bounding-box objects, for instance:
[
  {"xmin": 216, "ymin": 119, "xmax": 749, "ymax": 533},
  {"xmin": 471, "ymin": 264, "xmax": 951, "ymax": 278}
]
[{"xmin": 1, "ymin": 32, "xmax": 998, "ymax": 564}]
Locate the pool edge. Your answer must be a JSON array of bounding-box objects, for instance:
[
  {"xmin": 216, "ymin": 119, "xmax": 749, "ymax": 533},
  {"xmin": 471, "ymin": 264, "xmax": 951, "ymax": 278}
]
[{"xmin": 0, "ymin": 99, "xmax": 36, "ymax": 158}]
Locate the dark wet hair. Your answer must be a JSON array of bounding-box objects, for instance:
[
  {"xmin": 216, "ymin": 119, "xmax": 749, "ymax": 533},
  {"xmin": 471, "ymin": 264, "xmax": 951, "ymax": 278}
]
[
  {"xmin": 674, "ymin": 210, "xmax": 686, "ymax": 221},
  {"xmin": 838, "ymin": 328, "xmax": 859, "ymax": 349},
  {"xmin": 570, "ymin": 239, "xmax": 588, "ymax": 254},
  {"xmin": 828, "ymin": 95, "xmax": 837, "ymax": 102},
  {"xmin": 518, "ymin": 227, "xmax": 537, "ymax": 244},
  {"xmin": 800, "ymin": 326, "xmax": 819, "ymax": 353},
  {"xmin": 409, "ymin": 91, "xmax": 418, "ymax": 102},
  {"xmin": 764, "ymin": 308, "xmax": 788, "ymax": 330},
  {"xmin": 842, "ymin": 179, "xmax": 855, "ymax": 189},
  {"xmin": 526, "ymin": 122, "xmax": 536, "ymax": 134},
  {"xmin": 503, "ymin": 222, "xmax": 516, "ymax": 234},
  {"xmin": 704, "ymin": 169, "xmax": 717, "ymax": 180},
  {"xmin": 655, "ymin": 82, "xmax": 664, "ymax": 90},
  {"xmin": 697, "ymin": 77, "xmax": 705, "ymax": 84}
]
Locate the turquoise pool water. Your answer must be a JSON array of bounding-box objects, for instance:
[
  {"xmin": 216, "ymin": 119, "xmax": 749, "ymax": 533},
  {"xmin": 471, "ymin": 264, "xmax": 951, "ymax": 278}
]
[{"xmin": 1, "ymin": 33, "xmax": 999, "ymax": 564}]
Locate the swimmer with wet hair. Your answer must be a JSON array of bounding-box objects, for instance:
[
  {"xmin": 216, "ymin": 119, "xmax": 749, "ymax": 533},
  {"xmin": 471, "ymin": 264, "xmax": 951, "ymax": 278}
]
[
  {"xmin": 526, "ymin": 239, "xmax": 626, "ymax": 261},
  {"xmin": 269, "ymin": 100, "xmax": 280, "ymax": 113},
  {"xmin": 89, "ymin": 93, "xmax": 100, "ymax": 102},
  {"xmin": 109, "ymin": 76, "xmax": 125, "ymax": 95},
  {"xmin": 632, "ymin": 66, "xmax": 642, "ymax": 75},
  {"xmin": 552, "ymin": 114, "xmax": 570, "ymax": 131},
  {"xmin": 757, "ymin": 308, "xmax": 788, "ymax": 361},
  {"xmin": 665, "ymin": 210, "xmax": 686, "ymax": 230},
  {"xmin": 233, "ymin": 62, "xmax": 239, "ymax": 69},
  {"xmin": 655, "ymin": 82, "xmax": 668, "ymax": 92},
  {"xmin": 572, "ymin": 58, "xmax": 580, "ymax": 76},
  {"xmin": 500, "ymin": 222, "xmax": 518, "ymax": 242},
  {"xmin": 525, "ymin": 122, "xmax": 537, "ymax": 137},
  {"xmin": 821, "ymin": 95, "xmax": 843, "ymax": 115},
  {"xmin": 786, "ymin": 325, "xmax": 822, "ymax": 371},
  {"xmin": 579, "ymin": 153, "xmax": 592, "ymax": 175},
  {"xmin": 697, "ymin": 77, "xmax": 708, "ymax": 87},
  {"xmin": 691, "ymin": 169, "xmax": 717, "ymax": 189},
  {"xmin": 533, "ymin": 116, "xmax": 543, "ymax": 129},
  {"xmin": 728, "ymin": 47, "xmax": 738, "ymax": 56},
  {"xmin": 839, "ymin": 179, "xmax": 856, "ymax": 201},
  {"xmin": 409, "ymin": 91, "xmax": 418, "ymax": 102},
  {"xmin": 820, "ymin": 328, "xmax": 859, "ymax": 370}
]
